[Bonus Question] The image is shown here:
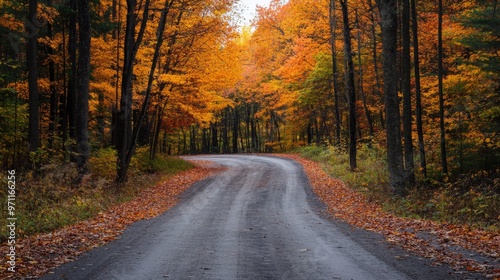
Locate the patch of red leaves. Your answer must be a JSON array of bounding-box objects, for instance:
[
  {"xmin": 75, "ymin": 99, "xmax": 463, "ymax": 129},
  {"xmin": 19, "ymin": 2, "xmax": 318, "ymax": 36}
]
[
  {"xmin": 0, "ymin": 161, "xmax": 218, "ymax": 279},
  {"xmin": 279, "ymin": 154, "xmax": 500, "ymax": 279}
]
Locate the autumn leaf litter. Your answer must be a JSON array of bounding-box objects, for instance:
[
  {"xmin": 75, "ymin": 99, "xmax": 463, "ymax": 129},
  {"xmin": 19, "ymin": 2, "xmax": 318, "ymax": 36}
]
[
  {"xmin": 278, "ymin": 154, "xmax": 500, "ymax": 279},
  {"xmin": 0, "ymin": 161, "xmax": 219, "ymax": 279},
  {"xmin": 1, "ymin": 156, "xmax": 499, "ymax": 279}
]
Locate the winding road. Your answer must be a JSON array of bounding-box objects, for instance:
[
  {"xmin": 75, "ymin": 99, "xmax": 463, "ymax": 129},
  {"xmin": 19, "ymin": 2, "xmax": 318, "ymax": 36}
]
[{"xmin": 42, "ymin": 155, "xmax": 475, "ymax": 280}]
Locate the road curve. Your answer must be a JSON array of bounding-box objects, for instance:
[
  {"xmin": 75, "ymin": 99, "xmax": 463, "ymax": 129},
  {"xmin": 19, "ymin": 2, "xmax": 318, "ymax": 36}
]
[{"xmin": 42, "ymin": 155, "xmax": 471, "ymax": 280}]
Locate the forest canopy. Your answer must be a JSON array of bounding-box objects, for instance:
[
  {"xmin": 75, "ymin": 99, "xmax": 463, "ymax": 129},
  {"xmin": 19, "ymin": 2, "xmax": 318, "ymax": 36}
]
[{"xmin": 0, "ymin": 0, "xmax": 498, "ymax": 193}]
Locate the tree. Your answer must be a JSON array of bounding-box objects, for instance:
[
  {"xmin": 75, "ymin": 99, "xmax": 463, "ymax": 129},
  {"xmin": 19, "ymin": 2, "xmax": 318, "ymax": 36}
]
[
  {"xmin": 329, "ymin": 0, "xmax": 342, "ymax": 146},
  {"xmin": 27, "ymin": 0, "xmax": 39, "ymax": 152},
  {"xmin": 121, "ymin": 0, "xmax": 174, "ymax": 181},
  {"xmin": 376, "ymin": 0, "xmax": 406, "ymax": 194},
  {"xmin": 75, "ymin": 0, "xmax": 91, "ymax": 172},
  {"xmin": 339, "ymin": 0, "xmax": 357, "ymax": 171},
  {"xmin": 437, "ymin": 0, "xmax": 448, "ymax": 174},
  {"xmin": 402, "ymin": 0, "xmax": 415, "ymax": 185},
  {"xmin": 411, "ymin": 0, "xmax": 427, "ymax": 176},
  {"xmin": 117, "ymin": 0, "xmax": 150, "ymax": 183},
  {"xmin": 68, "ymin": 0, "xmax": 77, "ymax": 141}
]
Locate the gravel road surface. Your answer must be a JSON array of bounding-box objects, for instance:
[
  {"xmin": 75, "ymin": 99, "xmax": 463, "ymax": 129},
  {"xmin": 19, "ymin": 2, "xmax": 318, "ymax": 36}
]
[{"xmin": 42, "ymin": 155, "xmax": 478, "ymax": 280}]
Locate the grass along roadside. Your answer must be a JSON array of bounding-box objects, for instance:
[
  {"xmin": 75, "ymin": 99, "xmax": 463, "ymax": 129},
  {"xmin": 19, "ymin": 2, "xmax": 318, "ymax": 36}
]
[
  {"xmin": 278, "ymin": 152, "xmax": 499, "ymax": 277},
  {"xmin": 0, "ymin": 155, "xmax": 218, "ymax": 278},
  {"xmin": 0, "ymin": 147, "xmax": 193, "ymax": 242},
  {"xmin": 294, "ymin": 144, "xmax": 499, "ymax": 231}
]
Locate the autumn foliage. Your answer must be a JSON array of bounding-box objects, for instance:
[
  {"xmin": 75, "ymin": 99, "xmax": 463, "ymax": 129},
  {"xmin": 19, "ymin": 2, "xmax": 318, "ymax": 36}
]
[{"xmin": 0, "ymin": 0, "xmax": 498, "ymax": 277}]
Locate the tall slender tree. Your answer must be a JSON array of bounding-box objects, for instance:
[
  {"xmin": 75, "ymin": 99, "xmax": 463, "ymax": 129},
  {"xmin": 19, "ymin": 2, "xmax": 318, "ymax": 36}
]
[
  {"xmin": 340, "ymin": 0, "xmax": 357, "ymax": 171},
  {"xmin": 329, "ymin": 0, "xmax": 342, "ymax": 146},
  {"xmin": 402, "ymin": 0, "xmax": 415, "ymax": 185},
  {"xmin": 27, "ymin": 0, "xmax": 39, "ymax": 152},
  {"xmin": 121, "ymin": 0, "xmax": 174, "ymax": 182},
  {"xmin": 411, "ymin": 0, "xmax": 427, "ymax": 176},
  {"xmin": 376, "ymin": 0, "xmax": 406, "ymax": 194},
  {"xmin": 68, "ymin": 0, "xmax": 77, "ymax": 141},
  {"xmin": 117, "ymin": 0, "xmax": 151, "ymax": 183},
  {"xmin": 75, "ymin": 0, "xmax": 91, "ymax": 172},
  {"xmin": 437, "ymin": 0, "xmax": 448, "ymax": 174}
]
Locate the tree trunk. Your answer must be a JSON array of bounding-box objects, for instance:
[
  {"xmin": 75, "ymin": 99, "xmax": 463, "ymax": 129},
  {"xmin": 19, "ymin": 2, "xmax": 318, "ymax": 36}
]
[
  {"xmin": 111, "ymin": 0, "xmax": 121, "ymax": 148},
  {"xmin": 211, "ymin": 122, "xmax": 219, "ymax": 153},
  {"xmin": 340, "ymin": 0, "xmax": 357, "ymax": 171},
  {"xmin": 122, "ymin": 0, "xmax": 173, "ymax": 179},
  {"xmin": 117, "ymin": 0, "xmax": 151, "ymax": 183},
  {"xmin": 27, "ymin": 0, "xmax": 39, "ymax": 152},
  {"xmin": 60, "ymin": 26, "xmax": 68, "ymax": 144},
  {"xmin": 376, "ymin": 0, "xmax": 406, "ymax": 194},
  {"xmin": 47, "ymin": 3, "xmax": 58, "ymax": 149},
  {"xmin": 402, "ymin": 0, "xmax": 415, "ymax": 185},
  {"xmin": 356, "ymin": 10, "xmax": 374, "ymax": 137},
  {"xmin": 411, "ymin": 0, "xmax": 427, "ymax": 176},
  {"xmin": 329, "ymin": 0, "xmax": 342, "ymax": 146},
  {"xmin": 233, "ymin": 107, "xmax": 239, "ymax": 153},
  {"xmin": 76, "ymin": 0, "xmax": 91, "ymax": 172},
  {"xmin": 438, "ymin": 0, "xmax": 448, "ymax": 174},
  {"xmin": 222, "ymin": 107, "xmax": 229, "ymax": 153},
  {"xmin": 68, "ymin": 0, "xmax": 77, "ymax": 141}
]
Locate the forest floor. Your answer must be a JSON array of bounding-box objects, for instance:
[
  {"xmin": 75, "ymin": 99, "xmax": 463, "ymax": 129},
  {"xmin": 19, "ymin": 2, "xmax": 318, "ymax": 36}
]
[
  {"xmin": 277, "ymin": 154, "xmax": 500, "ymax": 279},
  {"xmin": 0, "ymin": 154, "xmax": 498, "ymax": 279}
]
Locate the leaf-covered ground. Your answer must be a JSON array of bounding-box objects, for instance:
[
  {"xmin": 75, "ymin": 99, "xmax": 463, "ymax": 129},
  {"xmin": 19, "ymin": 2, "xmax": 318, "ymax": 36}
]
[
  {"xmin": 277, "ymin": 154, "xmax": 500, "ymax": 279},
  {"xmin": 1, "ymin": 155, "xmax": 499, "ymax": 279},
  {"xmin": 0, "ymin": 161, "xmax": 220, "ymax": 279}
]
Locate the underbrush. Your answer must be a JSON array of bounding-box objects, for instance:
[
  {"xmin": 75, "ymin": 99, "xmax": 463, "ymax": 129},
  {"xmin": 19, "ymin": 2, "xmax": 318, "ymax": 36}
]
[
  {"xmin": 0, "ymin": 148, "xmax": 193, "ymax": 241},
  {"xmin": 296, "ymin": 144, "xmax": 500, "ymax": 231}
]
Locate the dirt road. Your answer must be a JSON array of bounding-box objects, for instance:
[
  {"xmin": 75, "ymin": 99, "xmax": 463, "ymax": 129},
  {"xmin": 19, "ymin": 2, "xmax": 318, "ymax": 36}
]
[{"xmin": 42, "ymin": 155, "xmax": 476, "ymax": 279}]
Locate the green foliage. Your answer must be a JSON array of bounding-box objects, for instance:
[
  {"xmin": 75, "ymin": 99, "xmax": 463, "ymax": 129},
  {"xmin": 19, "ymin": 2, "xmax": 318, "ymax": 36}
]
[
  {"xmin": 133, "ymin": 146, "xmax": 193, "ymax": 175},
  {"xmin": 0, "ymin": 162, "xmax": 107, "ymax": 239},
  {"xmin": 297, "ymin": 143, "xmax": 390, "ymax": 201},
  {"xmin": 299, "ymin": 53, "xmax": 334, "ymax": 106},
  {"xmin": 0, "ymin": 59, "xmax": 23, "ymax": 87},
  {"xmin": 89, "ymin": 147, "xmax": 117, "ymax": 179},
  {"xmin": 0, "ymin": 89, "xmax": 28, "ymax": 168},
  {"xmin": 457, "ymin": 6, "xmax": 500, "ymax": 73},
  {"xmin": 386, "ymin": 171, "xmax": 500, "ymax": 230}
]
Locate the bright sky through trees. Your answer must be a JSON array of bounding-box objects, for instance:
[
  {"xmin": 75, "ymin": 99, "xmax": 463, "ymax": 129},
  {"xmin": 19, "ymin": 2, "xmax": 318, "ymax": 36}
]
[{"xmin": 239, "ymin": 0, "xmax": 271, "ymax": 26}]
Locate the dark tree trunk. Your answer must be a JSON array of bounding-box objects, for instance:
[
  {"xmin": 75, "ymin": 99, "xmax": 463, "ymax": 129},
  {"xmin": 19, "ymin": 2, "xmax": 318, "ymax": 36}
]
[
  {"xmin": 402, "ymin": 0, "xmax": 415, "ymax": 185},
  {"xmin": 376, "ymin": 0, "xmax": 406, "ymax": 194},
  {"xmin": 222, "ymin": 107, "xmax": 229, "ymax": 153},
  {"xmin": 340, "ymin": 0, "xmax": 357, "ymax": 171},
  {"xmin": 329, "ymin": 0, "xmax": 342, "ymax": 146},
  {"xmin": 68, "ymin": 0, "xmax": 77, "ymax": 141},
  {"xmin": 190, "ymin": 126, "xmax": 197, "ymax": 154},
  {"xmin": 437, "ymin": 0, "xmax": 448, "ymax": 174},
  {"xmin": 47, "ymin": 3, "xmax": 58, "ymax": 149},
  {"xmin": 59, "ymin": 26, "xmax": 68, "ymax": 144},
  {"xmin": 117, "ymin": 0, "xmax": 151, "ymax": 183},
  {"xmin": 117, "ymin": 1, "xmax": 136, "ymax": 182},
  {"xmin": 76, "ymin": 0, "xmax": 91, "ymax": 172},
  {"xmin": 27, "ymin": 0, "xmax": 39, "ymax": 152},
  {"xmin": 122, "ymin": 0, "xmax": 173, "ymax": 177},
  {"xmin": 251, "ymin": 104, "xmax": 258, "ymax": 152},
  {"xmin": 211, "ymin": 122, "xmax": 219, "ymax": 153},
  {"xmin": 233, "ymin": 108, "xmax": 239, "ymax": 153},
  {"xmin": 111, "ymin": 0, "xmax": 121, "ymax": 147},
  {"xmin": 411, "ymin": 0, "xmax": 427, "ymax": 176}
]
